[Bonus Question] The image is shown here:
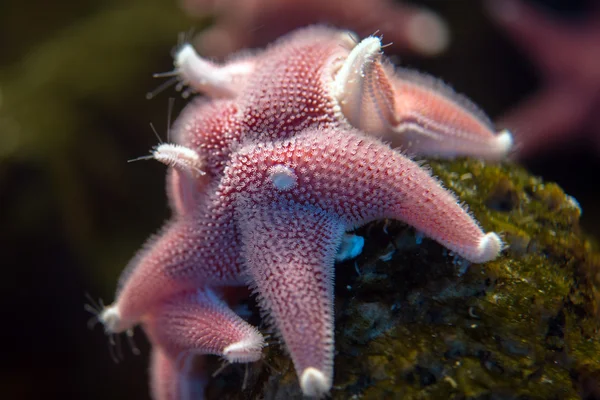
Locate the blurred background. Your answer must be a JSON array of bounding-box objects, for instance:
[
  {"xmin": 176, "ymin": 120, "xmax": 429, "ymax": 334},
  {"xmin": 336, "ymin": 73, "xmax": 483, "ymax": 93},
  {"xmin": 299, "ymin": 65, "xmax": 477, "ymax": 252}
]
[{"xmin": 1, "ymin": 0, "xmax": 598, "ymax": 399}]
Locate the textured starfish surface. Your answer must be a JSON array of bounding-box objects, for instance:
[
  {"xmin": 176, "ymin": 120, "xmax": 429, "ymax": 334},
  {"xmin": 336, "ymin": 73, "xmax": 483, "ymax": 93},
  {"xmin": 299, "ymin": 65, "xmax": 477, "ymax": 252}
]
[
  {"xmin": 99, "ymin": 27, "xmax": 508, "ymax": 399},
  {"xmin": 487, "ymin": 0, "xmax": 600, "ymax": 158},
  {"xmin": 179, "ymin": 0, "xmax": 450, "ymax": 58}
]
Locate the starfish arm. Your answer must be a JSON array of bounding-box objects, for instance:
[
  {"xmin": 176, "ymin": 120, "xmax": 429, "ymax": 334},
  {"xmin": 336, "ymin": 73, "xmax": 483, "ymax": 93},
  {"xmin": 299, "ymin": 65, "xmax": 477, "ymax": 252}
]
[
  {"xmin": 333, "ymin": 36, "xmax": 512, "ymax": 159},
  {"xmin": 229, "ymin": 128, "xmax": 502, "ymax": 265},
  {"xmin": 497, "ymin": 85, "xmax": 591, "ymax": 158},
  {"xmin": 149, "ymin": 346, "xmax": 207, "ymax": 400},
  {"xmin": 333, "ymin": 36, "xmax": 397, "ymax": 136},
  {"xmin": 145, "ymin": 289, "xmax": 264, "ymax": 364},
  {"xmin": 159, "ymin": 42, "xmax": 255, "ymax": 98},
  {"xmin": 237, "ymin": 203, "xmax": 345, "ymax": 397},
  {"xmin": 100, "ymin": 204, "xmax": 243, "ymax": 333},
  {"xmin": 166, "ymin": 168, "xmax": 209, "ymax": 216},
  {"xmin": 389, "ymin": 69, "xmax": 513, "ymax": 159}
]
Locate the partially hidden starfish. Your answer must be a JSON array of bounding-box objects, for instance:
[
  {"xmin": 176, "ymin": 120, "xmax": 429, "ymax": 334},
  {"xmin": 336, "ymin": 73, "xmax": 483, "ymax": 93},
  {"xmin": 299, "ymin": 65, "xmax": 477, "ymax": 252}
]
[
  {"xmin": 487, "ymin": 0, "xmax": 600, "ymax": 158},
  {"xmin": 98, "ymin": 27, "xmax": 510, "ymax": 398},
  {"xmin": 179, "ymin": 0, "xmax": 450, "ymax": 58}
]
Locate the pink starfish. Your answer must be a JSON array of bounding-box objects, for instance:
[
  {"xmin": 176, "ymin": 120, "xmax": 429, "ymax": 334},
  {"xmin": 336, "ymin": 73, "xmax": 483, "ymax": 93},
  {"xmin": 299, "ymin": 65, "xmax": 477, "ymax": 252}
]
[
  {"xmin": 487, "ymin": 0, "xmax": 600, "ymax": 158},
  {"xmin": 98, "ymin": 27, "xmax": 507, "ymax": 398},
  {"xmin": 179, "ymin": 0, "xmax": 450, "ymax": 58}
]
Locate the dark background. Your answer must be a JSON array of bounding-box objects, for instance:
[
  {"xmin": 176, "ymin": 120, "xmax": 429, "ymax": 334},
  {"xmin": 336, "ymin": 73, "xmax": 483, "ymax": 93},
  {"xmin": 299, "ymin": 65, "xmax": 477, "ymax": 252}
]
[{"xmin": 1, "ymin": 0, "xmax": 598, "ymax": 399}]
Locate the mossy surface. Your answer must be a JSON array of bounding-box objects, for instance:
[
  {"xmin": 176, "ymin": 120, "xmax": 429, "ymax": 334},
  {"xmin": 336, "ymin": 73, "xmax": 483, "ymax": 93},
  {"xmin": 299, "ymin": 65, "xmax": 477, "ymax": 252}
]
[{"xmin": 208, "ymin": 159, "xmax": 600, "ymax": 399}]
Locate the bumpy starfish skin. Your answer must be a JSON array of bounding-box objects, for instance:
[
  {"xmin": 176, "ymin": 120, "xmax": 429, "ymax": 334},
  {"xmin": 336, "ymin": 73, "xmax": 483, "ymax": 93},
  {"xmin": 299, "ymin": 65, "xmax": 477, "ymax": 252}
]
[
  {"xmin": 173, "ymin": 44, "xmax": 255, "ymax": 98},
  {"xmin": 144, "ymin": 289, "xmax": 264, "ymax": 363},
  {"xmin": 102, "ymin": 191, "xmax": 245, "ymax": 333},
  {"xmin": 179, "ymin": 0, "xmax": 450, "ymax": 58},
  {"xmin": 388, "ymin": 70, "xmax": 513, "ymax": 158},
  {"xmin": 229, "ymin": 128, "xmax": 502, "ymax": 395},
  {"xmin": 101, "ymin": 27, "xmax": 507, "ymax": 398}
]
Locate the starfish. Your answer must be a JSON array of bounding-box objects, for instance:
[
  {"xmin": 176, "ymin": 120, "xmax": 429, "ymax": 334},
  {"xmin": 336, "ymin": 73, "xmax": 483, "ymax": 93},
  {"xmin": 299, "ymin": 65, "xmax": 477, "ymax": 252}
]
[
  {"xmin": 179, "ymin": 0, "xmax": 450, "ymax": 58},
  {"xmin": 98, "ymin": 27, "xmax": 507, "ymax": 398},
  {"xmin": 487, "ymin": 0, "xmax": 600, "ymax": 158}
]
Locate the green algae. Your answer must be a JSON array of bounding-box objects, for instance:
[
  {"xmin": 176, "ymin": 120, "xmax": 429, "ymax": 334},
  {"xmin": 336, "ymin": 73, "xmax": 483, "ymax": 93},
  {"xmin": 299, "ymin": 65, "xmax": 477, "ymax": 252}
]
[{"xmin": 210, "ymin": 159, "xmax": 600, "ymax": 399}]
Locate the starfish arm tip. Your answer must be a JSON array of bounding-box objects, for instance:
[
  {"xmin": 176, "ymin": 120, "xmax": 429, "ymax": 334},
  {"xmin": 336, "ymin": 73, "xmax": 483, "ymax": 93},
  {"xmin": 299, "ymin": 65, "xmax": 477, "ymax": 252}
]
[
  {"xmin": 100, "ymin": 304, "xmax": 125, "ymax": 333},
  {"xmin": 333, "ymin": 35, "xmax": 382, "ymax": 101},
  {"xmin": 174, "ymin": 42, "xmax": 243, "ymax": 98},
  {"xmin": 153, "ymin": 143, "xmax": 206, "ymax": 176},
  {"xmin": 222, "ymin": 334, "xmax": 265, "ymax": 363},
  {"xmin": 476, "ymin": 232, "xmax": 503, "ymax": 263},
  {"xmin": 300, "ymin": 367, "xmax": 330, "ymax": 397},
  {"xmin": 496, "ymin": 129, "xmax": 514, "ymax": 154}
]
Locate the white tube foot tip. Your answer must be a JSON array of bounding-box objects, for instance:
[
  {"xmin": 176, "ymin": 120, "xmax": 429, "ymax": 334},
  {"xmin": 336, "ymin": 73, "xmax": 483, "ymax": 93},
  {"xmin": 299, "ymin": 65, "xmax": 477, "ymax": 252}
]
[
  {"xmin": 495, "ymin": 129, "xmax": 514, "ymax": 154},
  {"xmin": 300, "ymin": 367, "xmax": 330, "ymax": 397},
  {"xmin": 223, "ymin": 335, "xmax": 264, "ymax": 363},
  {"xmin": 174, "ymin": 43, "xmax": 198, "ymax": 69},
  {"xmin": 477, "ymin": 232, "xmax": 503, "ymax": 263},
  {"xmin": 100, "ymin": 305, "xmax": 122, "ymax": 333}
]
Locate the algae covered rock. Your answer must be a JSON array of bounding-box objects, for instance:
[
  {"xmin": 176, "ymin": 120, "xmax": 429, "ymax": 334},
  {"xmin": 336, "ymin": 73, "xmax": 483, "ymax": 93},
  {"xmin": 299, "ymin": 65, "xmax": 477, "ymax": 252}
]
[{"xmin": 207, "ymin": 159, "xmax": 600, "ymax": 399}]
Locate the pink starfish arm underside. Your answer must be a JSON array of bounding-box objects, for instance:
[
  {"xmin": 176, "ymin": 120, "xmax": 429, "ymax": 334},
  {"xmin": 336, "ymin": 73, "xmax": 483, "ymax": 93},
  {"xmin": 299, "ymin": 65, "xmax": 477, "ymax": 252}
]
[
  {"xmin": 174, "ymin": 44, "xmax": 256, "ymax": 98},
  {"xmin": 150, "ymin": 346, "xmax": 207, "ymax": 400},
  {"xmin": 184, "ymin": 0, "xmax": 449, "ymax": 58},
  {"xmin": 387, "ymin": 69, "xmax": 513, "ymax": 158},
  {"xmin": 144, "ymin": 289, "xmax": 264, "ymax": 364},
  {"xmin": 237, "ymin": 203, "xmax": 345, "ymax": 397},
  {"xmin": 227, "ymin": 128, "xmax": 502, "ymax": 265},
  {"xmin": 338, "ymin": 51, "xmax": 512, "ymax": 159},
  {"xmin": 334, "ymin": 36, "xmax": 511, "ymax": 160}
]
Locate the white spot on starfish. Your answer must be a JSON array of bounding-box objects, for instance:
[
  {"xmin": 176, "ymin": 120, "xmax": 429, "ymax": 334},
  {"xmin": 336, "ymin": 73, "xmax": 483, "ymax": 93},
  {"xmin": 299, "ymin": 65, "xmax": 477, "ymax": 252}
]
[{"xmin": 268, "ymin": 164, "xmax": 297, "ymax": 191}]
